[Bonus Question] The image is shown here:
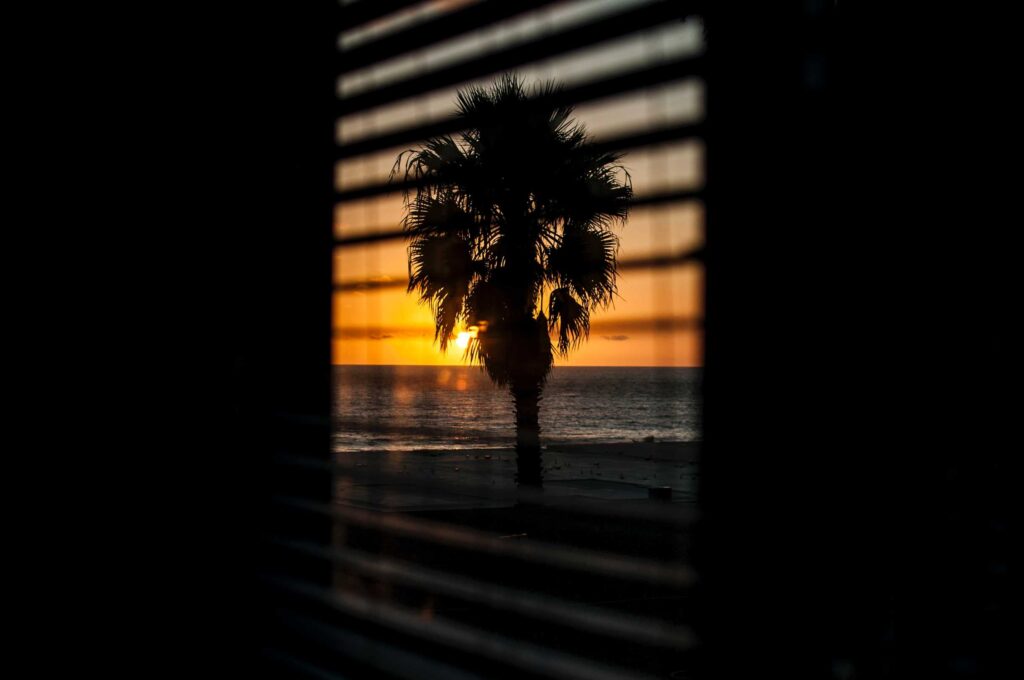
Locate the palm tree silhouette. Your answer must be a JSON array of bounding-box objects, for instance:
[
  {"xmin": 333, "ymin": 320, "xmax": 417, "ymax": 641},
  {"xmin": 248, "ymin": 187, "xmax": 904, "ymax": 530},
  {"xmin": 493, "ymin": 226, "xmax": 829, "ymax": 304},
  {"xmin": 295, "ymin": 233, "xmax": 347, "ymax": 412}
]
[{"xmin": 396, "ymin": 75, "xmax": 632, "ymax": 488}]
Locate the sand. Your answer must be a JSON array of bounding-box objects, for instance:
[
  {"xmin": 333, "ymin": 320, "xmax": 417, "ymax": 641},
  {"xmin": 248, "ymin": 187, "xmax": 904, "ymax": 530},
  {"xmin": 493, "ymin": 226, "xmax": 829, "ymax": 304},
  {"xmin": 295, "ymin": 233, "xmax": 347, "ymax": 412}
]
[{"xmin": 333, "ymin": 439, "xmax": 701, "ymax": 512}]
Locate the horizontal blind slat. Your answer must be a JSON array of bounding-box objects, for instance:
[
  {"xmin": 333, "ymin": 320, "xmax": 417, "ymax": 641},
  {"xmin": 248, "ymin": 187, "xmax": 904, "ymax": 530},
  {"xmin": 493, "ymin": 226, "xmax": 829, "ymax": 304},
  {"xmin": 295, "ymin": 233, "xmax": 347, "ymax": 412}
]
[
  {"xmin": 273, "ymin": 496, "xmax": 698, "ymax": 588},
  {"xmin": 273, "ymin": 611, "xmax": 484, "ymax": 680},
  {"xmin": 271, "ymin": 537, "xmax": 698, "ymax": 650},
  {"xmin": 335, "ymin": 125, "xmax": 704, "ymax": 202},
  {"xmin": 338, "ymin": 0, "xmax": 425, "ymax": 33},
  {"xmin": 265, "ymin": 574, "xmax": 666, "ymax": 680},
  {"xmin": 339, "ymin": 0, "xmax": 559, "ymax": 74},
  {"xmin": 337, "ymin": 56, "xmax": 705, "ymax": 158},
  {"xmin": 337, "ymin": 0, "xmax": 696, "ymax": 116}
]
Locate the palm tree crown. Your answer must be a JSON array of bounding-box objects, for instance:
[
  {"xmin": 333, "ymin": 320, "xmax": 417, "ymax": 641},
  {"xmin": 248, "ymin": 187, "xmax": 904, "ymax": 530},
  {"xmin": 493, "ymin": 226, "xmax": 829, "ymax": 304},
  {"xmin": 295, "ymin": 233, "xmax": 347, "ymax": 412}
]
[{"xmin": 396, "ymin": 74, "xmax": 632, "ymax": 486}]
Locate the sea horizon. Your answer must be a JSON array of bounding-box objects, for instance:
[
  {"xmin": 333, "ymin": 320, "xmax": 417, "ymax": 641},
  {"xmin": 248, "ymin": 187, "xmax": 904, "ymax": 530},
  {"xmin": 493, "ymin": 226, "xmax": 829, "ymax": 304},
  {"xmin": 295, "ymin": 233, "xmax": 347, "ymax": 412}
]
[
  {"xmin": 333, "ymin": 364, "xmax": 702, "ymax": 453},
  {"xmin": 333, "ymin": 362, "xmax": 703, "ymax": 369}
]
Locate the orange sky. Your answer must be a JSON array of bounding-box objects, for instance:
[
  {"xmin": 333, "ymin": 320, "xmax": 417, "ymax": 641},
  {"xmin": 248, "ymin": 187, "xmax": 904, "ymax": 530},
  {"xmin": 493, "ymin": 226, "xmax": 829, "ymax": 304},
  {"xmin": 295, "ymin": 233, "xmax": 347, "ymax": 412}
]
[
  {"xmin": 334, "ymin": 16, "xmax": 705, "ymax": 367},
  {"xmin": 332, "ymin": 192, "xmax": 705, "ymax": 367}
]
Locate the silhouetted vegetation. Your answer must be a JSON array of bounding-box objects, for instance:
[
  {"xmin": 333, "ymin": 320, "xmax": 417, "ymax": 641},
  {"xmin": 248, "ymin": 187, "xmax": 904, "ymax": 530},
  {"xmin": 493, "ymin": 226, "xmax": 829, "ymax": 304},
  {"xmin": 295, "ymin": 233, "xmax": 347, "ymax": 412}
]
[{"xmin": 397, "ymin": 75, "xmax": 632, "ymax": 487}]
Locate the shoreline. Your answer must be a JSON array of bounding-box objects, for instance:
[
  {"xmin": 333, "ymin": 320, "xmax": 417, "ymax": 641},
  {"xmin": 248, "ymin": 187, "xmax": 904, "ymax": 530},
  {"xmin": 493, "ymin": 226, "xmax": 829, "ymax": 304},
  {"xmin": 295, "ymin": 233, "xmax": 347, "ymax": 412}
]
[
  {"xmin": 335, "ymin": 438, "xmax": 700, "ymax": 458},
  {"xmin": 333, "ymin": 439, "xmax": 701, "ymax": 511}
]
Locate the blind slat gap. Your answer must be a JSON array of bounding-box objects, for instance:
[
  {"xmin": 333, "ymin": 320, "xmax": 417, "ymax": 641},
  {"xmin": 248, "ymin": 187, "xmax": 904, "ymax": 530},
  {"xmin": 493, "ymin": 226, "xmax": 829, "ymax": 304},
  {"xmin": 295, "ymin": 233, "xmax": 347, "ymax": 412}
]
[
  {"xmin": 337, "ymin": 0, "xmax": 698, "ymax": 116},
  {"xmin": 272, "ymin": 496, "xmax": 699, "ymax": 588}
]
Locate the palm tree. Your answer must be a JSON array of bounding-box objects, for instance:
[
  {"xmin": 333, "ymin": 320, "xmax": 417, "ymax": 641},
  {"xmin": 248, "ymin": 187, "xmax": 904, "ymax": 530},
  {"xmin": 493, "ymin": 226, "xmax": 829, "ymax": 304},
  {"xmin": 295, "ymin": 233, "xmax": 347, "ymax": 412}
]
[{"xmin": 396, "ymin": 75, "xmax": 632, "ymax": 488}]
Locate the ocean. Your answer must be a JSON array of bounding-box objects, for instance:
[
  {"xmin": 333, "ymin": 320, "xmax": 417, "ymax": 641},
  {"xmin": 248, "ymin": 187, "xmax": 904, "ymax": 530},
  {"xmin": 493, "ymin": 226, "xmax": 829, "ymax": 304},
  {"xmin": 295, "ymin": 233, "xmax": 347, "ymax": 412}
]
[{"xmin": 333, "ymin": 364, "xmax": 701, "ymax": 453}]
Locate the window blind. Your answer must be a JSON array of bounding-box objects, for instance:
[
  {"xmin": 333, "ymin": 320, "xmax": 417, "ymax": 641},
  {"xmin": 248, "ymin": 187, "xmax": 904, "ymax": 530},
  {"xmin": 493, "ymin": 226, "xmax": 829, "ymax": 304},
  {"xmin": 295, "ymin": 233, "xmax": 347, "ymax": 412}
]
[{"xmin": 264, "ymin": 2, "xmax": 707, "ymax": 677}]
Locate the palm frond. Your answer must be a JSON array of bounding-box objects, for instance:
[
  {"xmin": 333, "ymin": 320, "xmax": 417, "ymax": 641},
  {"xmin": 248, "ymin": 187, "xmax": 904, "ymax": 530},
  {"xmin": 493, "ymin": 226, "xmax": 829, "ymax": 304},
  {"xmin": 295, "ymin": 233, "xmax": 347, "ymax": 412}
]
[
  {"xmin": 399, "ymin": 74, "xmax": 630, "ymax": 377},
  {"xmin": 464, "ymin": 279, "xmax": 507, "ymax": 329},
  {"xmin": 432, "ymin": 286, "xmax": 466, "ymax": 351},
  {"xmin": 408, "ymin": 234, "xmax": 476, "ymax": 350},
  {"xmin": 403, "ymin": 194, "xmax": 476, "ymax": 239},
  {"xmin": 546, "ymin": 229, "xmax": 619, "ymax": 309},
  {"xmin": 548, "ymin": 287, "xmax": 590, "ymax": 357},
  {"xmin": 408, "ymin": 234, "xmax": 473, "ymax": 294},
  {"xmin": 534, "ymin": 151, "xmax": 633, "ymax": 231}
]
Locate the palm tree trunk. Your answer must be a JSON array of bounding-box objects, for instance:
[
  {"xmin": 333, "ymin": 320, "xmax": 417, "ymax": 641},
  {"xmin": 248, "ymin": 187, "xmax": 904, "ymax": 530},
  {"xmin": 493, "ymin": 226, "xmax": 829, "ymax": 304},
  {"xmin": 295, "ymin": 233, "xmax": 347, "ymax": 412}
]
[{"xmin": 511, "ymin": 384, "xmax": 543, "ymax": 488}]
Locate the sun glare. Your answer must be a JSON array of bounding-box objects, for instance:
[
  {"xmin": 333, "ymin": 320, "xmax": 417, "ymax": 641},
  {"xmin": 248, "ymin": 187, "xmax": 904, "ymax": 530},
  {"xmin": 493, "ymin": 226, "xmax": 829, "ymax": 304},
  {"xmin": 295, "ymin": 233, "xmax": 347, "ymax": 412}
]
[{"xmin": 454, "ymin": 326, "xmax": 478, "ymax": 350}]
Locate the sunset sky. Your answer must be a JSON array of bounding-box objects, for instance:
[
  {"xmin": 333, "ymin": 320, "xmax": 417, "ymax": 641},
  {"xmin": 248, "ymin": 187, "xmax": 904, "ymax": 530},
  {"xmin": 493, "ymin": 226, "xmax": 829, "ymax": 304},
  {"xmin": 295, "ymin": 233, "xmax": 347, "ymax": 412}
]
[{"xmin": 333, "ymin": 3, "xmax": 705, "ymax": 367}]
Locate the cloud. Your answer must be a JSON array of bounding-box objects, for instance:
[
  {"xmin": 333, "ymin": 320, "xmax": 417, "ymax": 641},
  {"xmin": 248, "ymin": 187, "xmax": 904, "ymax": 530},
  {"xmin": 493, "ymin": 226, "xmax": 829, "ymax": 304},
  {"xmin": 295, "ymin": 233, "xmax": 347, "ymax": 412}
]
[{"xmin": 335, "ymin": 316, "xmax": 699, "ymax": 340}]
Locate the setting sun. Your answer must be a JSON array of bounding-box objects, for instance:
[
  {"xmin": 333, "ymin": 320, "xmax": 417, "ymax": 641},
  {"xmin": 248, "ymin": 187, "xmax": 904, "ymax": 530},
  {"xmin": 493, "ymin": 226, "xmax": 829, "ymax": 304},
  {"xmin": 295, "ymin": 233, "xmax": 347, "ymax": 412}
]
[{"xmin": 454, "ymin": 326, "xmax": 478, "ymax": 350}]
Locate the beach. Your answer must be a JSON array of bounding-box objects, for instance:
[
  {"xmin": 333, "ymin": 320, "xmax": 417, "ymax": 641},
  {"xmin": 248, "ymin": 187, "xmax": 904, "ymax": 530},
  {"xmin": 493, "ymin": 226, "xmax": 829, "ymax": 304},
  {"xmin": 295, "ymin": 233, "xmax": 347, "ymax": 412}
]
[
  {"xmin": 334, "ymin": 439, "xmax": 700, "ymax": 512},
  {"xmin": 328, "ymin": 364, "xmax": 702, "ymax": 673},
  {"xmin": 330, "ymin": 438, "xmax": 701, "ymax": 677}
]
